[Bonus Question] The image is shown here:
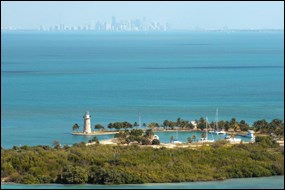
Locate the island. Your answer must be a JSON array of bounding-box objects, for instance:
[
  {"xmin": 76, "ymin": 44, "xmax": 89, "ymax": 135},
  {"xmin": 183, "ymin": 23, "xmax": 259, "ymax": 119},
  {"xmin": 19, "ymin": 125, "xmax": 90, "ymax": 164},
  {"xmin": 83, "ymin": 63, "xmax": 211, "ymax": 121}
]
[{"xmin": 1, "ymin": 116, "xmax": 284, "ymax": 185}]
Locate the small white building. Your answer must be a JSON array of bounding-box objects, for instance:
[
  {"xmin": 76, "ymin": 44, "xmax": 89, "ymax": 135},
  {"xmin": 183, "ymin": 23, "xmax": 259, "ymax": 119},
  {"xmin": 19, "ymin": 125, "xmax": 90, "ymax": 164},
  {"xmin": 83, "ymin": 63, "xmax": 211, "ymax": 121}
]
[
  {"xmin": 153, "ymin": 135, "xmax": 160, "ymax": 140},
  {"xmin": 83, "ymin": 111, "xmax": 92, "ymax": 134}
]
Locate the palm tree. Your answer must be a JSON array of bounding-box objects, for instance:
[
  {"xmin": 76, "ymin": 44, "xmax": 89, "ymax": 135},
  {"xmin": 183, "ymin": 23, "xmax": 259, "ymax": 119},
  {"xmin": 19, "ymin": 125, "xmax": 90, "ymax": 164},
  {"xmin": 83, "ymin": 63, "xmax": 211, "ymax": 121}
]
[
  {"xmin": 133, "ymin": 122, "xmax": 139, "ymax": 129},
  {"xmin": 72, "ymin": 123, "xmax": 80, "ymax": 132},
  {"xmin": 187, "ymin": 137, "xmax": 192, "ymax": 143},
  {"xmin": 201, "ymin": 132, "xmax": 206, "ymax": 139},
  {"xmin": 142, "ymin": 123, "xmax": 147, "ymax": 129},
  {"xmin": 148, "ymin": 122, "xmax": 158, "ymax": 130},
  {"xmin": 176, "ymin": 117, "xmax": 181, "ymax": 128},
  {"xmin": 163, "ymin": 120, "xmax": 169, "ymax": 130},
  {"xmin": 192, "ymin": 135, "xmax": 197, "ymax": 142}
]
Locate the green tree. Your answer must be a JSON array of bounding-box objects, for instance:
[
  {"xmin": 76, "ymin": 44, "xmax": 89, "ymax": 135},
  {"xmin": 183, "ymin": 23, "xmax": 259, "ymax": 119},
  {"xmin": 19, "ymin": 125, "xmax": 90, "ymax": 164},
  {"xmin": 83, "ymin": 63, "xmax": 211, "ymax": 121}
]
[
  {"xmin": 197, "ymin": 117, "xmax": 206, "ymax": 131},
  {"xmin": 176, "ymin": 117, "xmax": 181, "ymax": 128},
  {"xmin": 253, "ymin": 120, "xmax": 269, "ymax": 133},
  {"xmin": 72, "ymin": 123, "xmax": 80, "ymax": 132},
  {"xmin": 60, "ymin": 166, "xmax": 88, "ymax": 184},
  {"xmin": 148, "ymin": 122, "xmax": 159, "ymax": 130},
  {"xmin": 187, "ymin": 137, "xmax": 192, "ymax": 143},
  {"xmin": 145, "ymin": 129, "xmax": 154, "ymax": 138},
  {"xmin": 163, "ymin": 120, "xmax": 169, "ymax": 130},
  {"xmin": 130, "ymin": 129, "xmax": 144, "ymax": 137},
  {"xmin": 151, "ymin": 139, "xmax": 160, "ymax": 145},
  {"xmin": 107, "ymin": 123, "xmax": 113, "ymax": 130},
  {"xmin": 192, "ymin": 135, "xmax": 197, "ymax": 142},
  {"xmin": 209, "ymin": 121, "xmax": 216, "ymax": 130},
  {"xmin": 201, "ymin": 132, "xmax": 206, "ymax": 139},
  {"xmin": 141, "ymin": 137, "xmax": 151, "ymax": 145},
  {"xmin": 218, "ymin": 120, "xmax": 225, "ymax": 130},
  {"xmin": 269, "ymin": 119, "xmax": 283, "ymax": 134},
  {"xmin": 239, "ymin": 120, "xmax": 249, "ymax": 131},
  {"xmin": 91, "ymin": 136, "xmax": 99, "ymax": 144},
  {"xmin": 224, "ymin": 121, "xmax": 230, "ymax": 131},
  {"xmin": 133, "ymin": 122, "xmax": 139, "ymax": 129},
  {"xmin": 94, "ymin": 124, "xmax": 104, "ymax": 131},
  {"xmin": 233, "ymin": 124, "xmax": 240, "ymax": 132},
  {"xmin": 229, "ymin": 118, "xmax": 238, "ymax": 131},
  {"xmin": 168, "ymin": 121, "xmax": 176, "ymax": 130}
]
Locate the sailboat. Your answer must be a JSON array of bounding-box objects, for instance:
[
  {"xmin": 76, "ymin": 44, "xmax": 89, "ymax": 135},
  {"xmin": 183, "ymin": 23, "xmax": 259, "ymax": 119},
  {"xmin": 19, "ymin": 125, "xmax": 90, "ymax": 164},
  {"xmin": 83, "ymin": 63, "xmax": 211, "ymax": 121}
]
[
  {"xmin": 209, "ymin": 108, "xmax": 226, "ymax": 134},
  {"xmin": 199, "ymin": 117, "xmax": 215, "ymax": 142}
]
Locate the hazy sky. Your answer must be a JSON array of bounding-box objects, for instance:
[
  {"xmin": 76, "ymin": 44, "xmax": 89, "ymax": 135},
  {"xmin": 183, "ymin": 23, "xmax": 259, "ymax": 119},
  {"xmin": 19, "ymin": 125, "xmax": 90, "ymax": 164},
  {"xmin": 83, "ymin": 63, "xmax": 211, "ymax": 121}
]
[{"xmin": 1, "ymin": 1, "xmax": 284, "ymax": 29}]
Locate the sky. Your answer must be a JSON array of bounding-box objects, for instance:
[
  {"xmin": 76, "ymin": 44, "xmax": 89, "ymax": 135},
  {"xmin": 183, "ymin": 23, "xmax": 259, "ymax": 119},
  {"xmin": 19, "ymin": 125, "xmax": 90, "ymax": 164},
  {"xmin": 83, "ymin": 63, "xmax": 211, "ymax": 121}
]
[{"xmin": 1, "ymin": 1, "xmax": 284, "ymax": 30}]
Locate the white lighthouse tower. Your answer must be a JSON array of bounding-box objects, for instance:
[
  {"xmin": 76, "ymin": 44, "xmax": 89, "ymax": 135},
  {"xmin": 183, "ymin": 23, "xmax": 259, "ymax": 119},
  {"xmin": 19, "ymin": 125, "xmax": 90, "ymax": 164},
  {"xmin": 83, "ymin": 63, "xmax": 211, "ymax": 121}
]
[{"xmin": 83, "ymin": 111, "xmax": 92, "ymax": 134}]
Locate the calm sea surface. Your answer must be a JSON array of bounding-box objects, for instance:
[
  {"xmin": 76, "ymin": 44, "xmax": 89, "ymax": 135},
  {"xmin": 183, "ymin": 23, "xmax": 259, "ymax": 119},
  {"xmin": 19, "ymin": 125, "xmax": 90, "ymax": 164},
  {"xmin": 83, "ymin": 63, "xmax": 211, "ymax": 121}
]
[
  {"xmin": 1, "ymin": 176, "xmax": 284, "ymax": 189},
  {"xmin": 1, "ymin": 31, "xmax": 284, "ymax": 148}
]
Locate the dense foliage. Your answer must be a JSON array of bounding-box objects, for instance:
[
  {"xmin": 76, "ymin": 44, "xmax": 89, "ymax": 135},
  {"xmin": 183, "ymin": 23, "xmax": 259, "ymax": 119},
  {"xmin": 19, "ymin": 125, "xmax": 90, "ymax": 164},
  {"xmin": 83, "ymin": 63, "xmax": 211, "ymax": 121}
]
[
  {"xmin": 1, "ymin": 137, "xmax": 283, "ymax": 184},
  {"xmin": 113, "ymin": 129, "xmax": 159, "ymax": 145},
  {"xmin": 107, "ymin": 122, "xmax": 133, "ymax": 130}
]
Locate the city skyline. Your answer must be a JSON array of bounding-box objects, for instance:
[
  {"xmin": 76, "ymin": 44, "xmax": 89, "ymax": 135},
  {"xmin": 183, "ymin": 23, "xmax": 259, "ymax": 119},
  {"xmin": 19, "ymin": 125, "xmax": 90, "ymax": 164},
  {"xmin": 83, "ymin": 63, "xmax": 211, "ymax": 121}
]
[
  {"xmin": 2, "ymin": 16, "xmax": 170, "ymax": 32},
  {"xmin": 1, "ymin": 1, "xmax": 284, "ymax": 30}
]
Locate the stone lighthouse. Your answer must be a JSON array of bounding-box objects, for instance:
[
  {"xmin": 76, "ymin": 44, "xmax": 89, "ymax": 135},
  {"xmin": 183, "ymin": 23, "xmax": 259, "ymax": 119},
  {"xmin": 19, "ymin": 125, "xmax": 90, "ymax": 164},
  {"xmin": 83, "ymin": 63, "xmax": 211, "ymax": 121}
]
[{"xmin": 83, "ymin": 111, "xmax": 91, "ymax": 134}]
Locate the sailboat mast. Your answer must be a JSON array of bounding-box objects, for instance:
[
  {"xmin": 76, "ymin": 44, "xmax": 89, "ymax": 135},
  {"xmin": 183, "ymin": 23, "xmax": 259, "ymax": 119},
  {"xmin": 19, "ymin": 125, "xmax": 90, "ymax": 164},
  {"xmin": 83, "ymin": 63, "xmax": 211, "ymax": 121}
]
[
  {"xmin": 138, "ymin": 113, "xmax": 141, "ymax": 129},
  {"xmin": 216, "ymin": 108, "xmax": 218, "ymax": 130},
  {"xmin": 206, "ymin": 117, "xmax": 208, "ymax": 140}
]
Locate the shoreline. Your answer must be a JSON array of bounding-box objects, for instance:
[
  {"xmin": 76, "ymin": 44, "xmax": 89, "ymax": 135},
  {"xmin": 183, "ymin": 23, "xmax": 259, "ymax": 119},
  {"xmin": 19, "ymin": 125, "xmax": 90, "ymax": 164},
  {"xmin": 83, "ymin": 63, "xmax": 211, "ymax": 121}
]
[
  {"xmin": 87, "ymin": 138, "xmax": 252, "ymax": 148},
  {"xmin": 2, "ymin": 175, "xmax": 284, "ymax": 186},
  {"xmin": 72, "ymin": 131, "xmax": 118, "ymax": 136}
]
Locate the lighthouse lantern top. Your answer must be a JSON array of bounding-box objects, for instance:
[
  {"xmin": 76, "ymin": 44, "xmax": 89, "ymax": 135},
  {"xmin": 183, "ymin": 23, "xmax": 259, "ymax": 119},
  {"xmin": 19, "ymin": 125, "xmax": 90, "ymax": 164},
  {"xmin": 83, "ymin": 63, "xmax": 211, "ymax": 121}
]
[{"xmin": 83, "ymin": 111, "xmax": 91, "ymax": 118}]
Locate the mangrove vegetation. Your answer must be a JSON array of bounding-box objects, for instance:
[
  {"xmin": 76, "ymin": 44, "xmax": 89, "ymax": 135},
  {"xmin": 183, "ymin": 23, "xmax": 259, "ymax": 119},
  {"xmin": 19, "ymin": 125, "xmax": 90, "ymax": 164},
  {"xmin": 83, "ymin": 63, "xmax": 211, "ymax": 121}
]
[{"xmin": 1, "ymin": 136, "xmax": 284, "ymax": 185}]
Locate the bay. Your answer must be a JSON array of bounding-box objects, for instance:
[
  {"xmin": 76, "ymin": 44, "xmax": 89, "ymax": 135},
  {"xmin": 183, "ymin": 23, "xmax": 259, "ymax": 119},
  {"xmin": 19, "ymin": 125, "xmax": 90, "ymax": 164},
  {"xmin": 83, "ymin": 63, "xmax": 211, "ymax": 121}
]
[{"xmin": 1, "ymin": 31, "xmax": 284, "ymax": 148}]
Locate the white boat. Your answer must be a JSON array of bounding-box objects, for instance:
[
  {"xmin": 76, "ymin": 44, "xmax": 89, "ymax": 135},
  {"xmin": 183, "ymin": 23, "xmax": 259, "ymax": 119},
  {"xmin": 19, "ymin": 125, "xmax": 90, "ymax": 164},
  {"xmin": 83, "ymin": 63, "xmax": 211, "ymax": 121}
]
[
  {"xmin": 245, "ymin": 130, "xmax": 255, "ymax": 138},
  {"xmin": 225, "ymin": 135, "xmax": 241, "ymax": 143},
  {"xmin": 215, "ymin": 130, "xmax": 226, "ymax": 135},
  {"xmin": 209, "ymin": 130, "xmax": 226, "ymax": 135},
  {"xmin": 199, "ymin": 117, "xmax": 215, "ymax": 143},
  {"xmin": 199, "ymin": 137, "xmax": 214, "ymax": 143},
  {"xmin": 172, "ymin": 140, "xmax": 182, "ymax": 144}
]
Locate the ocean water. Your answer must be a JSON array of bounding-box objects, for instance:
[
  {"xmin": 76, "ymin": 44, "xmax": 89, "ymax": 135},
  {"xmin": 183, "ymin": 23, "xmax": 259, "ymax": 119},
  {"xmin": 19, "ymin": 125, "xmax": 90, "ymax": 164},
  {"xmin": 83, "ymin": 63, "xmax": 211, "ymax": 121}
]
[
  {"xmin": 1, "ymin": 176, "xmax": 284, "ymax": 189},
  {"xmin": 1, "ymin": 31, "xmax": 284, "ymax": 148}
]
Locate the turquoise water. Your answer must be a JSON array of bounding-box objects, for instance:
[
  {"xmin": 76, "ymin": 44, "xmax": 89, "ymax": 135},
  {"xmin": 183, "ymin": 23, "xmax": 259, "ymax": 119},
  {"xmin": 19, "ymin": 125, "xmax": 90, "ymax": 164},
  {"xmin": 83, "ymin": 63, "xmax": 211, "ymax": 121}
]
[
  {"xmin": 1, "ymin": 31, "xmax": 284, "ymax": 148},
  {"xmin": 154, "ymin": 131, "xmax": 252, "ymax": 143},
  {"xmin": 1, "ymin": 176, "xmax": 284, "ymax": 189}
]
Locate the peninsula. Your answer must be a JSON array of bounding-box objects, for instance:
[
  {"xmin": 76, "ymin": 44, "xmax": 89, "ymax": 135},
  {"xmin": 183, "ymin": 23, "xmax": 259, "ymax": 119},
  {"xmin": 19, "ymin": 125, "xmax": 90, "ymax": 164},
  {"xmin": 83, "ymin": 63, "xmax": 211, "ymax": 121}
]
[{"xmin": 1, "ymin": 135, "xmax": 283, "ymax": 185}]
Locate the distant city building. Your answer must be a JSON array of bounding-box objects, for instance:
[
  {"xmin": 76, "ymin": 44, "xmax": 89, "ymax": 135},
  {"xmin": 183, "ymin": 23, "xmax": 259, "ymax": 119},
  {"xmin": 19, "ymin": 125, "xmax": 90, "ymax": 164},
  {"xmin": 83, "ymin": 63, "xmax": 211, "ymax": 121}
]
[{"xmin": 2, "ymin": 17, "xmax": 170, "ymax": 32}]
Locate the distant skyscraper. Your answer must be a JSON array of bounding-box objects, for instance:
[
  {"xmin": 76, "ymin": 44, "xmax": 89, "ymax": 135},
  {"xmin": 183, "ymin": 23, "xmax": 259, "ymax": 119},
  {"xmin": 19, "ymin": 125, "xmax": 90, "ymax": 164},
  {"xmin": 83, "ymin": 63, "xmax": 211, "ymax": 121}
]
[
  {"xmin": 112, "ymin": 16, "xmax": 116, "ymax": 26},
  {"xmin": 112, "ymin": 16, "xmax": 116, "ymax": 30},
  {"xmin": 32, "ymin": 16, "xmax": 169, "ymax": 32}
]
